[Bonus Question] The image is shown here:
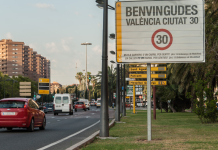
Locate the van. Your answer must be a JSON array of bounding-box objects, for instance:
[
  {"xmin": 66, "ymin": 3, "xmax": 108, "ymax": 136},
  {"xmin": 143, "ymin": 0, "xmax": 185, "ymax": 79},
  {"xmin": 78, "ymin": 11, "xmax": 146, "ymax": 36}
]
[
  {"xmin": 79, "ymin": 99, "xmax": 90, "ymax": 110},
  {"xmin": 96, "ymin": 99, "xmax": 101, "ymax": 108},
  {"xmin": 53, "ymin": 94, "xmax": 73, "ymax": 115}
]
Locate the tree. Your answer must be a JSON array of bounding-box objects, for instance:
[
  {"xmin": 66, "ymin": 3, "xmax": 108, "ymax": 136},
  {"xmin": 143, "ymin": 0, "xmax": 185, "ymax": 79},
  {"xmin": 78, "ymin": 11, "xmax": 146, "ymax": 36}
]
[
  {"xmin": 53, "ymin": 90, "xmax": 55, "ymax": 94},
  {"xmin": 57, "ymin": 89, "xmax": 59, "ymax": 94},
  {"xmin": 75, "ymin": 72, "xmax": 83, "ymax": 90}
]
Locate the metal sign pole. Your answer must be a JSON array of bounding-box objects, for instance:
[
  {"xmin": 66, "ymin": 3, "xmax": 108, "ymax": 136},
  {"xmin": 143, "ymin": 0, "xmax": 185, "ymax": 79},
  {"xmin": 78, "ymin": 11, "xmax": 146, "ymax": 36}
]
[
  {"xmin": 115, "ymin": 64, "xmax": 120, "ymax": 121},
  {"xmin": 147, "ymin": 63, "xmax": 151, "ymax": 141},
  {"xmin": 133, "ymin": 85, "xmax": 135, "ymax": 114}
]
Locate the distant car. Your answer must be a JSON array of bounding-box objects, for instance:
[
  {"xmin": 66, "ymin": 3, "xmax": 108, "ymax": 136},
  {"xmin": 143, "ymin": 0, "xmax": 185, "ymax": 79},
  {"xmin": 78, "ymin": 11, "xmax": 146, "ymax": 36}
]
[
  {"xmin": 0, "ymin": 98, "xmax": 46, "ymax": 132},
  {"xmin": 90, "ymin": 101, "xmax": 95, "ymax": 106},
  {"xmin": 74, "ymin": 102, "xmax": 86, "ymax": 112},
  {"xmin": 79, "ymin": 99, "xmax": 90, "ymax": 110},
  {"xmin": 44, "ymin": 104, "xmax": 54, "ymax": 113},
  {"xmin": 125, "ymin": 102, "xmax": 131, "ymax": 107},
  {"xmin": 96, "ymin": 100, "xmax": 101, "ymax": 108}
]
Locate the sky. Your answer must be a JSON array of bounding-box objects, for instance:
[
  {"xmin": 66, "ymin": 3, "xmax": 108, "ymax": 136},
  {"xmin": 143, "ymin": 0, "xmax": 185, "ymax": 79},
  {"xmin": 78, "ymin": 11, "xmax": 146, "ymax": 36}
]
[{"xmin": 1, "ymin": 0, "xmax": 120, "ymax": 85}]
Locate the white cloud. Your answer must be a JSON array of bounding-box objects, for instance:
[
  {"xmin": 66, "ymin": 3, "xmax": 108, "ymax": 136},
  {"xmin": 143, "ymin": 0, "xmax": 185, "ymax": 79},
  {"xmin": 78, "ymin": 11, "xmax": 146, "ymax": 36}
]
[
  {"xmin": 5, "ymin": 32, "xmax": 13, "ymax": 39},
  {"xmin": 92, "ymin": 45, "xmax": 102, "ymax": 54},
  {"xmin": 45, "ymin": 42, "xmax": 58, "ymax": 52},
  {"xmin": 61, "ymin": 37, "xmax": 73, "ymax": 52},
  {"xmin": 97, "ymin": 23, "xmax": 101, "ymax": 27},
  {"xmin": 75, "ymin": 12, "xmax": 80, "ymax": 15},
  {"xmin": 89, "ymin": 14, "xmax": 94, "ymax": 18},
  {"xmin": 34, "ymin": 3, "xmax": 56, "ymax": 11}
]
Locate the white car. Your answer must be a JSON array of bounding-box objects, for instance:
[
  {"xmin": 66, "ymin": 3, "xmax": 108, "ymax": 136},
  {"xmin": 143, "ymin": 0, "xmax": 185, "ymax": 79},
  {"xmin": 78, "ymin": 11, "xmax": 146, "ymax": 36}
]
[
  {"xmin": 53, "ymin": 94, "xmax": 73, "ymax": 115},
  {"xmin": 96, "ymin": 100, "xmax": 101, "ymax": 108},
  {"xmin": 79, "ymin": 99, "xmax": 90, "ymax": 110}
]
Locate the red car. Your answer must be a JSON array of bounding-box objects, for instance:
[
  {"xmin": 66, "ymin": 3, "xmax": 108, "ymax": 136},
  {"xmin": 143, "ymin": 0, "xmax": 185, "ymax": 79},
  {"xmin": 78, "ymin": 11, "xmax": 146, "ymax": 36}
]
[
  {"xmin": 74, "ymin": 101, "xmax": 86, "ymax": 112},
  {"xmin": 0, "ymin": 98, "xmax": 46, "ymax": 132}
]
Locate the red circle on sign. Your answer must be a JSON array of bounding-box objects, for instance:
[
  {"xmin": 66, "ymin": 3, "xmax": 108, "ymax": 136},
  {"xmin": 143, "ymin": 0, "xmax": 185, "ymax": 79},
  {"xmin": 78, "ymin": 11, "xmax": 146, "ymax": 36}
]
[{"xmin": 151, "ymin": 29, "xmax": 173, "ymax": 50}]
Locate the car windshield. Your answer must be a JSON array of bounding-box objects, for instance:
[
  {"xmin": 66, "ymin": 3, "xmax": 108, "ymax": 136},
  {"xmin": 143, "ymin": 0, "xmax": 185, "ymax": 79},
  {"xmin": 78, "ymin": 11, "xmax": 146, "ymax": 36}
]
[
  {"xmin": 63, "ymin": 96, "xmax": 69, "ymax": 104},
  {"xmin": 76, "ymin": 102, "xmax": 84, "ymax": 105},
  {"xmin": 0, "ymin": 101, "xmax": 25, "ymax": 108},
  {"xmin": 97, "ymin": 100, "xmax": 101, "ymax": 103},
  {"xmin": 55, "ymin": 97, "xmax": 61, "ymax": 104},
  {"xmin": 45, "ymin": 104, "xmax": 53, "ymax": 107}
]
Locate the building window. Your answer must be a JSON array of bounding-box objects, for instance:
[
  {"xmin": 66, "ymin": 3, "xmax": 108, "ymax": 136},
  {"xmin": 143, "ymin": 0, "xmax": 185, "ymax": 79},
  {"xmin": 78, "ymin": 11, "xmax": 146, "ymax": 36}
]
[
  {"xmin": 12, "ymin": 56, "xmax": 18, "ymax": 58},
  {"xmin": 13, "ymin": 52, "xmax": 18, "ymax": 54},
  {"xmin": 12, "ymin": 60, "xmax": 17, "ymax": 62},
  {"xmin": 12, "ymin": 48, "xmax": 18, "ymax": 50},
  {"xmin": 12, "ymin": 72, "xmax": 18, "ymax": 74},
  {"xmin": 12, "ymin": 44, "xmax": 18, "ymax": 46},
  {"xmin": 12, "ymin": 64, "xmax": 18, "ymax": 66},
  {"xmin": 12, "ymin": 68, "xmax": 18, "ymax": 70}
]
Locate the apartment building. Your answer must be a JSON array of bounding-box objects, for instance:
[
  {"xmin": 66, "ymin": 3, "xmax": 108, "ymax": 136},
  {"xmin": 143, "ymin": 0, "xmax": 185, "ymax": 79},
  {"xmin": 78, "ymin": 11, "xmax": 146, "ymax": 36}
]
[{"xmin": 0, "ymin": 39, "xmax": 50, "ymax": 82}]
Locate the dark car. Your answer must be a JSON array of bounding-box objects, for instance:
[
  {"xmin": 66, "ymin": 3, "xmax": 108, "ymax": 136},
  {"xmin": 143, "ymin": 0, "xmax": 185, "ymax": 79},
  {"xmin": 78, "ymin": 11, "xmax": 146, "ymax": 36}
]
[{"xmin": 44, "ymin": 104, "xmax": 54, "ymax": 113}]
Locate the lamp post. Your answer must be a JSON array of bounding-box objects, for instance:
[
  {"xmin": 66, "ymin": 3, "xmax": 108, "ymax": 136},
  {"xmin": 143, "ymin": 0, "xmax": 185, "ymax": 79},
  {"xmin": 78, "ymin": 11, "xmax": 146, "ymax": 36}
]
[
  {"xmin": 81, "ymin": 42, "xmax": 92, "ymax": 91},
  {"xmin": 96, "ymin": 0, "xmax": 115, "ymax": 137},
  {"xmin": 12, "ymin": 79, "xmax": 18, "ymax": 97}
]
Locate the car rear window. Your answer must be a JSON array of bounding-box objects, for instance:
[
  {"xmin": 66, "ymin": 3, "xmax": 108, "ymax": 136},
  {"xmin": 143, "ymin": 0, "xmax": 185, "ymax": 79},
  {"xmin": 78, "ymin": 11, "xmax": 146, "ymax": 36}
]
[
  {"xmin": 0, "ymin": 101, "xmax": 25, "ymax": 108},
  {"xmin": 63, "ymin": 97, "xmax": 69, "ymax": 104},
  {"xmin": 55, "ymin": 97, "xmax": 62, "ymax": 104},
  {"xmin": 97, "ymin": 100, "xmax": 101, "ymax": 103},
  {"xmin": 45, "ymin": 104, "xmax": 53, "ymax": 107},
  {"xmin": 76, "ymin": 102, "xmax": 84, "ymax": 105}
]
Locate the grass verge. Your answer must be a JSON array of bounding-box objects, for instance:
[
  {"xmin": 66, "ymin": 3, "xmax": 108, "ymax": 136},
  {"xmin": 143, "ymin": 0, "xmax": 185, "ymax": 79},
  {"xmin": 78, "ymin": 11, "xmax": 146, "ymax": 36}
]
[{"xmin": 81, "ymin": 110, "xmax": 218, "ymax": 150}]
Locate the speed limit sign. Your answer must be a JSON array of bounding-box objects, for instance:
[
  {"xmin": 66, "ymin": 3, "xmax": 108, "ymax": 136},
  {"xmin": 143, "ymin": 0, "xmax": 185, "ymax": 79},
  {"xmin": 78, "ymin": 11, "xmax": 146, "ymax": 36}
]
[
  {"xmin": 115, "ymin": 0, "xmax": 205, "ymax": 63},
  {"xmin": 152, "ymin": 29, "xmax": 173, "ymax": 51}
]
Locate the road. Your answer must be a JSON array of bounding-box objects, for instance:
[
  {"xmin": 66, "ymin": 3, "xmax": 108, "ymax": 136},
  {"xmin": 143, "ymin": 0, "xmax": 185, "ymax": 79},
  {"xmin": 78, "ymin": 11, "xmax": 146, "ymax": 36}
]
[{"xmin": 0, "ymin": 106, "xmax": 115, "ymax": 150}]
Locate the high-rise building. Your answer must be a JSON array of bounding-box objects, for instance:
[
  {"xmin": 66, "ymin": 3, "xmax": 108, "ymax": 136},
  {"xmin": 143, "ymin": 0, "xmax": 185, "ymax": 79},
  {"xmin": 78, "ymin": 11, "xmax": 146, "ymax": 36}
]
[{"xmin": 0, "ymin": 39, "xmax": 50, "ymax": 82}]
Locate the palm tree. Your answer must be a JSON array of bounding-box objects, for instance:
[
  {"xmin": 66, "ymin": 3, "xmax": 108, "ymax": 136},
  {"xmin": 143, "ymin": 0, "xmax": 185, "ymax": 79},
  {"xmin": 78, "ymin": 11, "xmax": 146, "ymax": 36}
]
[{"xmin": 75, "ymin": 72, "xmax": 83, "ymax": 85}]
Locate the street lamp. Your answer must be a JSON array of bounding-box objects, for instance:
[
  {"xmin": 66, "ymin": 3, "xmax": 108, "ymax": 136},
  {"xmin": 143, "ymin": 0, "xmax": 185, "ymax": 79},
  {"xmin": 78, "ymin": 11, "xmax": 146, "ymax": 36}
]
[
  {"xmin": 109, "ymin": 34, "xmax": 115, "ymax": 40},
  {"xmin": 81, "ymin": 42, "xmax": 92, "ymax": 91},
  {"xmin": 11, "ymin": 79, "xmax": 18, "ymax": 97},
  {"xmin": 96, "ymin": 0, "xmax": 115, "ymax": 10}
]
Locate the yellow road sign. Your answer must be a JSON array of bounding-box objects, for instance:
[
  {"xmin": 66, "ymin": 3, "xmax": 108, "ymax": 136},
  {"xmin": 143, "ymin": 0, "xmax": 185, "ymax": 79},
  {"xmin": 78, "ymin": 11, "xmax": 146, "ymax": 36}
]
[
  {"xmin": 38, "ymin": 90, "xmax": 49, "ymax": 94},
  {"xmin": 129, "ymin": 81, "xmax": 167, "ymax": 85},
  {"xmin": 129, "ymin": 67, "xmax": 166, "ymax": 72},
  {"xmin": 129, "ymin": 63, "xmax": 166, "ymax": 65},
  {"xmin": 126, "ymin": 96, "xmax": 130, "ymax": 99},
  {"xmin": 39, "ymin": 78, "xmax": 50, "ymax": 83},
  {"xmin": 129, "ymin": 74, "xmax": 166, "ymax": 78}
]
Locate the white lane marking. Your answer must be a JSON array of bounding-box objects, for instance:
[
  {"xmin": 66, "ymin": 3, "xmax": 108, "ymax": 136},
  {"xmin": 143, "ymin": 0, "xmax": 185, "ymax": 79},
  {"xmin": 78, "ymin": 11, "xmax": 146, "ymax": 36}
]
[
  {"xmin": 57, "ymin": 120, "xmax": 60, "ymax": 121},
  {"xmin": 37, "ymin": 120, "xmax": 100, "ymax": 150},
  {"xmin": 91, "ymin": 113, "xmax": 95, "ymax": 115},
  {"xmin": 65, "ymin": 118, "xmax": 67, "ymax": 119},
  {"xmin": 47, "ymin": 122, "xmax": 50, "ymax": 124},
  {"xmin": 85, "ymin": 116, "xmax": 90, "ymax": 118},
  {"xmin": 51, "ymin": 117, "xmax": 55, "ymax": 118}
]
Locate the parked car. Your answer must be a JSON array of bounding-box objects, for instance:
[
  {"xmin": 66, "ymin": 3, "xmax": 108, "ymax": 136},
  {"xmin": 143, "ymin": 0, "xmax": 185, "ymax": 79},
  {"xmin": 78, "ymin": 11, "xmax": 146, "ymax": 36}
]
[
  {"xmin": 125, "ymin": 102, "xmax": 131, "ymax": 107},
  {"xmin": 96, "ymin": 100, "xmax": 101, "ymax": 108},
  {"xmin": 74, "ymin": 101, "xmax": 86, "ymax": 112},
  {"xmin": 44, "ymin": 104, "xmax": 54, "ymax": 113},
  {"xmin": 0, "ymin": 98, "xmax": 46, "ymax": 132},
  {"xmin": 53, "ymin": 94, "xmax": 73, "ymax": 115},
  {"xmin": 79, "ymin": 99, "xmax": 90, "ymax": 110}
]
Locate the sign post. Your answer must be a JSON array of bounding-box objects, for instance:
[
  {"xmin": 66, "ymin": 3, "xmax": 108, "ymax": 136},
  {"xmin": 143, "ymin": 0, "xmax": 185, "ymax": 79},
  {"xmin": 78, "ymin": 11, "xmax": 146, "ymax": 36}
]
[
  {"xmin": 38, "ymin": 78, "xmax": 50, "ymax": 109},
  {"xmin": 133, "ymin": 85, "xmax": 135, "ymax": 114}
]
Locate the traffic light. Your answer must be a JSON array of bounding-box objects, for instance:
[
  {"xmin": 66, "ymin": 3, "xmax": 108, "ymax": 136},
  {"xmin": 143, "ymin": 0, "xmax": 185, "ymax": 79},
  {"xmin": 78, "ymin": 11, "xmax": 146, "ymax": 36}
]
[
  {"xmin": 89, "ymin": 75, "xmax": 91, "ymax": 80},
  {"xmin": 34, "ymin": 95, "xmax": 36, "ymax": 98}
]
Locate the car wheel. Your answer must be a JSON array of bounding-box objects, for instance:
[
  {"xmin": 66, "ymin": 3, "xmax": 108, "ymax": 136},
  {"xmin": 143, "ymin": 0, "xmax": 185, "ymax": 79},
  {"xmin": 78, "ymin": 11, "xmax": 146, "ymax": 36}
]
[
  {"xmin": 54, "ymin": 113, "xmax": 56, "ymax": 115},
  {"xmin": 84, "ymin": 109, "xmax": 86, "ymax": 111},
  {"xmin": 7, "ymin": 127, "xmax": 13, "ymax": 131},
  {"xmin": 88, "ymin": 108, "xmax": 90, "ymax": 110},
  {"xmin": 27, "ymin": 119, "xmax": 34, "ymax": 132},
  {"xmin": 75, "ymin": 109, "xmax": 77, "ymax": 112},
  {"xmin": 39, "ymin": 117, "xmax": 46, "ymax": 130},
  {"xmin": 57, "ymin": 113, "xmax": 58, "ymax": 115}
]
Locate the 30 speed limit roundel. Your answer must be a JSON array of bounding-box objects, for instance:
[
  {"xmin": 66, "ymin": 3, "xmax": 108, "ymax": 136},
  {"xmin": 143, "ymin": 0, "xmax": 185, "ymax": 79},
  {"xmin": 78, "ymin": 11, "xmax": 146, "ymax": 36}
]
[{"xmin": 151, "ymin": 29, "xmax": 173, "ymax": 50}]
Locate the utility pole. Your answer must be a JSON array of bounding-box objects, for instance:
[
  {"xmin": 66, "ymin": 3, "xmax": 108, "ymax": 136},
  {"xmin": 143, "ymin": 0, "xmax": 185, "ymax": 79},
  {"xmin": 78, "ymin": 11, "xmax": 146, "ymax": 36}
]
[
  {"xmin": 115, "ymin": 64, "xmax": 120, "ymax": 121},
  {"xmin": 123, "ymin": 64, "xmax": 126, "ymax": 116},
  {"xmin": 120, "ymin": 64, "xmax": 123, "ymax": 113}
]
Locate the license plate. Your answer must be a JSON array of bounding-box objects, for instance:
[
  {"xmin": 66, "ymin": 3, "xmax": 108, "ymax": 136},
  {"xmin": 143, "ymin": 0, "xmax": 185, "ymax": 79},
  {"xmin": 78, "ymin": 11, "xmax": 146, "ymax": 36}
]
[
  {"xmin": 2, "ymin": 112, "xmax": 15, "ymax": 115},
  {"xmin": 48, "ymin": 108, "xmax": 52, "ymax": 109}
]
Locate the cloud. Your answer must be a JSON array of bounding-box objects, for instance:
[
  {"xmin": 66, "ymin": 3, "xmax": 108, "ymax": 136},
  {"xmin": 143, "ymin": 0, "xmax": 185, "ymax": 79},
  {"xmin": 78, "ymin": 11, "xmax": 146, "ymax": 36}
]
[
  {"xmin": 45, "ymin": 42, "xmax": 58, "ymax": 52},
  {"xmin": 5, "ymin": 32, "xmax": 13, "ymax": 39},
  {"xmin": 34, "ymin": 3, "xmax": 56, "ymax": 11},
  {"xmin": 97, "ymin": 23, "xmax": 101, "ymax": 27},
  {"xmin": 75, "ymin": 12, "xmax": 80, "ymax": 15},
  {"xmin": 92, "ymin": 45, "xmax": 102, "ymax": 54},
  {"xmin": 89, "ymin": 14, "xmax": 94, "ymax": 18},
  {"xmin": 61, "ymin": 37, "xmax": 74, "ymax": 51}
]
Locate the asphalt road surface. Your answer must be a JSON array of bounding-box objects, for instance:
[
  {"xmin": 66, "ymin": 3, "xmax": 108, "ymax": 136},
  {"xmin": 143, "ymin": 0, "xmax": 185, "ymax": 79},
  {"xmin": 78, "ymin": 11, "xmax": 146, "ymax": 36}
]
[{"xmin": 0, "ymin": 106, "xmax": 115, "ymax": 150}]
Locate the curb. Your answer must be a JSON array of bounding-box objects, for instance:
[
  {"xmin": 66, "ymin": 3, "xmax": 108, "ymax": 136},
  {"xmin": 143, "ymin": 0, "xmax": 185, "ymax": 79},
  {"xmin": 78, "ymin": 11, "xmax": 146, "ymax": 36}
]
[{"xmin": 66, "ymin": 119, "xmax": 115, "ymax": 150}]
